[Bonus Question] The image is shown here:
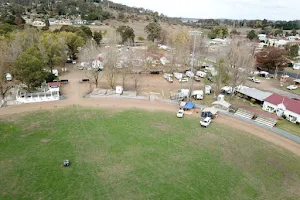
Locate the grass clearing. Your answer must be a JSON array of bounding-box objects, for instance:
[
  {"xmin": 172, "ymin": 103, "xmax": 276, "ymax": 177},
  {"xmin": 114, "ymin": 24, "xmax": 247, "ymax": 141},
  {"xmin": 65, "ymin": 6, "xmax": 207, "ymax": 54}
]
[
  {"xmin": 276, "ymin": 120, "xmax": 300, "ymax": 137},
  {"xmin": 1, "ymin": 107, "xmax": 300, "ymax": 199}
]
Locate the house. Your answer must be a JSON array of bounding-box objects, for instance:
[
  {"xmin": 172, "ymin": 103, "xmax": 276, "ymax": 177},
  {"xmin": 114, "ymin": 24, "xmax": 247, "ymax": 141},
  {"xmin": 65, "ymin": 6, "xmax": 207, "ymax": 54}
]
[
  {"xmin": 263, "ymin": 94, "xmax": 300, "ymax": 123},
  {"xmin": 48, "ymin": 18, "xmax": 57, "ymax": 25},
  {"xmin": 47, "ymin": 82, "xmax": 60, "ymax": 92},
  {"xmin": 72, "ymin": 20, "xmax": 87, "ymax": 25},
  {"xmin": 32, "ymin": 20, "xmax": 45, "ymax": 26},
  {"xmin": 236, "ymin": 87, "xmax": 273, "ymax": 105}
]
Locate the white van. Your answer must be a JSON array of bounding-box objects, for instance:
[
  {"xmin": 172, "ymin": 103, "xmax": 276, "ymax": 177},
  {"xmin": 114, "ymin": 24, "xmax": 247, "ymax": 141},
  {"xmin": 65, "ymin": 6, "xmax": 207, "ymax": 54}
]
[{"xmin": 196, "ymin": 71, "xmax": 207, "ymax": 78}]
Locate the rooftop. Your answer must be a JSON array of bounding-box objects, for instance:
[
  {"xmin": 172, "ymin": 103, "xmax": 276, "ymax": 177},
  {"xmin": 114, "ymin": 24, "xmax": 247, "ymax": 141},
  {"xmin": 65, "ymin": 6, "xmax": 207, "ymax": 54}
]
[
  {"xmin": 264, "ymin": 94, "xmax": 300, "ymax": 115},
  {"xmin": 237, "ymin": 88, "xmax": 273, "ymax": 102}
]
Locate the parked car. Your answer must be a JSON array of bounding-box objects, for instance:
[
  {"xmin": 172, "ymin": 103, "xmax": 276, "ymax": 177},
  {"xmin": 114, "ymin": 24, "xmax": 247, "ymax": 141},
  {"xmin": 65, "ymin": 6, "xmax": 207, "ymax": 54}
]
[
  {"xmin": 194, "ymin": 76, "xmax": 201, "ymax": 82},
  {"xmin": 200, "ymin": 117, "xmax": 212, "ymax": 127},
  {"xmin": 166, "ymin": 76, "xmax": 173, "ymax": 83},
  {"xmin": 179, "ymin": 78, "xmax": 189, "ymax": 82},
  {"xmin": 287, "ymin": 85, "xmax": 298, "ymax": 90},
  {"xmin": 248, "ymin": 77, "xmax": 260, "ymax": 83},
  {"xmin": 72, "ymin": 60, "xmax": 77, "ymax": 64},
  {"xmin": 163, "ymin": 73, "xmax": 173, "ymax": 79},
  {"xmin": 177, "ymin": 109, "xmax": 184, "ymax": 118}
]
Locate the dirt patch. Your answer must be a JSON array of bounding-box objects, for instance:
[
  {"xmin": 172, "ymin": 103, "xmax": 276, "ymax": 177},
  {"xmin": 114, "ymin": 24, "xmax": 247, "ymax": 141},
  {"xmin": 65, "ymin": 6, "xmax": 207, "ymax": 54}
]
[{"xmin": 40, "ymin": 139, "xmax": 51, "ymax": 143}]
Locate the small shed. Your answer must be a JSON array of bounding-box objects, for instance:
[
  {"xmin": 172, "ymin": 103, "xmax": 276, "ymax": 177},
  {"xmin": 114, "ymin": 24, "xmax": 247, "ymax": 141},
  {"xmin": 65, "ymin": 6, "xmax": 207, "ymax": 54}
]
[
  {"xmin": 212, "ymin": 100, "xmax": 231, "ymax": 112},
  {"xmin": 294, "ymin": 79, "xmax": 300, "ymax": 86}
]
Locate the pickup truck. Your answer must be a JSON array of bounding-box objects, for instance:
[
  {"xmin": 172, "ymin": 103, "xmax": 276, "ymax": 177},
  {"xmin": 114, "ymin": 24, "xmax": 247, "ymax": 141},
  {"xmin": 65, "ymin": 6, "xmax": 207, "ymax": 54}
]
[{"xmin": 200, "ymin": 117, "xmax": 212, "ymax": 127}]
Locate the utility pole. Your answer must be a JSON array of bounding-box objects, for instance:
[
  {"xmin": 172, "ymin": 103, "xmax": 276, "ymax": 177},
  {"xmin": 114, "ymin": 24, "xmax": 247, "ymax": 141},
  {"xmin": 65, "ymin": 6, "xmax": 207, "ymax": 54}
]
[{"xmin": 188, "ymin": 30, "xmax": 202, "ymax": 101}]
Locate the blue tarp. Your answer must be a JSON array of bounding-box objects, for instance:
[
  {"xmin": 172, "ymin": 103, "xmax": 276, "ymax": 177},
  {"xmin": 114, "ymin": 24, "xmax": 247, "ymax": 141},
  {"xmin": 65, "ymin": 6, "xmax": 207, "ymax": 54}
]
[{"xmin": 184, "ymin": 102, "xmax": 195, "ymax": 110}]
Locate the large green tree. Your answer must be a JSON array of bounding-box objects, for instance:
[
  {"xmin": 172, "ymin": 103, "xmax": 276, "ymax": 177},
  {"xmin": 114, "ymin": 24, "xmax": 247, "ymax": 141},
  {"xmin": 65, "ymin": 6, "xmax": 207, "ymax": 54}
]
[
  {"xmin": 116, "ymin": 25, "xmax": 135, "ymax": 45},
  {"xmin": 13, "ymin": 46, "xmax": 46, "ymax": 90},
  {"xmin": 289, "ymin": 44, "xmax": 299, "ymax": 57},
  {"xmin": 93, "ymin": 31, "xmax": 102, "ymax": 45},
  {"xmin": 145, "ymin": 22, "xmax": 162, "ymax": 42},
  {"xmin": 59, "ymin": 31, "xmax": 85, "ymax": 59},
  {"xmin": 39, "ymin": 33, "xmax": 67, "ymax": 72}
]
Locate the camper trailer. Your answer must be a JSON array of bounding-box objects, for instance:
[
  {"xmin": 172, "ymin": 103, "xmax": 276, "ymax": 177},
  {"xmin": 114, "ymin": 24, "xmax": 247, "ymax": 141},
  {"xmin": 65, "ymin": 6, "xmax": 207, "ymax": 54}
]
[
  {"xmin": 191, "ymin": 90, "xmax": 204, "ymax": 100},
  {"xmin": 205, "ymin": 85, "xmax": 212, "ymax": 94},
  {"xmin": 178, "ymin": 89, "xmax": 190, "ymax": 98},
  {"xmin": 196, "ymin": 71, "xmax": 207, "ymax": 78}
]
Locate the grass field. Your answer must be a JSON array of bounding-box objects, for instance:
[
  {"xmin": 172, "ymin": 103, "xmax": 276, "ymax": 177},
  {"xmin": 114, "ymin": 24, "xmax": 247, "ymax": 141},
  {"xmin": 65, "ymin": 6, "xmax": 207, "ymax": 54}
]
[{"xmin": 1, "ymin": 107, "xmax": 300, "ymax": 200}]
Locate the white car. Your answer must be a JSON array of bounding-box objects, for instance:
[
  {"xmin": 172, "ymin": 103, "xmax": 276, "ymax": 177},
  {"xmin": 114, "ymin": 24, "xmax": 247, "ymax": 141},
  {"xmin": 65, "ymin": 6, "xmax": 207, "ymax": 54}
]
[
  {"xmin": 167, "ymin": 76, "xmax": 173, "ymax": 83},
  {"xmin": 248, "ymin": 77, "xmax": 260, "ymax": 83},
  {"xmin": 177, "ymin": 110, "xmax": 184, "ymax": 118},
  {"xmin": 179, "ymin": 78, "xmax": 189, "ymax": 83},
  {"xmin": 287, "ymin": 85, "xmax": 298, "ymax": 90},
  {"xmin": 200, "ymin": 117, "xmax": 212, "ymax": 127}
]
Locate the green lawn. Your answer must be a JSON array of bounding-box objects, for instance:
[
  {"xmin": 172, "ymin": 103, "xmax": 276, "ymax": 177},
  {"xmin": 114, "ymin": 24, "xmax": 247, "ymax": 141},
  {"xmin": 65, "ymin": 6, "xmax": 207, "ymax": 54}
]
[
  {"xmin": 1, "ymin": 107, "xmax": 300, "ymax": 200},
  {"xmin": 276, "ymin": 120, "xmax": 300, "ymax": 137}
]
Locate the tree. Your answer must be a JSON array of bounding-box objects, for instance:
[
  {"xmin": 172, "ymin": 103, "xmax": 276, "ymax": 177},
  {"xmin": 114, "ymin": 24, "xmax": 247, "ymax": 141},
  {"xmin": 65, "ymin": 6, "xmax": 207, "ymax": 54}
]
[
  {"xmin": 256, "ymin": 47, "xmax": 287, "ymax": 75},
  {"xmin": 230, "ymin": 29, "xmax": 240, "ymax": 36},
  {"xmin": 145, "ymin": 22, "xmax": 162, "ymax": 42},
  {"xmin": 80, "ymin": 41, "xmax": 102, "ymax": 88},
  {"xmin": 168, "ymin": 28, "xmax": 191, "ymax": 72},
  {"xmin": 291, "ymin": 29, "xmax": 298, "ymax": 36},
  {"xmin": 93, "ymin": 31, "xmax": 102, "ymax": 45},
  {"xmin": 103, "ymin": 39, "xmax": 120, "ymax": 88},
  {"xmin": 80, "ymin": 26, "xmax": 93, "ymax": 38},
  {"xmin": 225, "ymin": 39, "xmax": 255, "ymax": 100},
  {"xmin": 0, "ymin": 40, "xmax": 14, "ymax": 101},
  {"xmin": 116, "ymin": 25, "xmax": 135, "ymax": 45},
  {"xmin": 39, "ymin": 32, "xmax": 67, "ymax": 72},
  {"xmin": 289, "ymin": 44, "xmax": 299, "ymax": 57},
  {"xmin": 59, "ymin": 31, "xmax": 85, "ymax": 59},
  {"xmin": 247, "ymin": 30, "xmax": 257, "ymax": 40},
  {"xmin": 13, "ymin": 46, "xmax": 46, "ymax": 90},
  {"xmin": 214, "ymin": 58, "xmax": 229, "ymax": 96}
]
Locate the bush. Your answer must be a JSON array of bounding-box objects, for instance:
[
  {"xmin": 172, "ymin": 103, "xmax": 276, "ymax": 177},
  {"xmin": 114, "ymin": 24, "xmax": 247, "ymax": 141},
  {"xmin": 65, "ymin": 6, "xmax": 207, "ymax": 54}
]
[
  {"xmin": 250, "ymin": 98, "xmax": 256, "ymax": 104},
  {"xmin": 137, "ymin": 36, "xmax": 145, "ymax": 41}
]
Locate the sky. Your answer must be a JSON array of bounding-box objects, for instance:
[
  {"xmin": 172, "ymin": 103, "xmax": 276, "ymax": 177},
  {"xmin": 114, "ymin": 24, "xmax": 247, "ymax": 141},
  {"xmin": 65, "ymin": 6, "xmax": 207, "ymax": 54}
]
[{"xmin": 111, "ymin": 0, "xmax": 300, "ymax": 21}]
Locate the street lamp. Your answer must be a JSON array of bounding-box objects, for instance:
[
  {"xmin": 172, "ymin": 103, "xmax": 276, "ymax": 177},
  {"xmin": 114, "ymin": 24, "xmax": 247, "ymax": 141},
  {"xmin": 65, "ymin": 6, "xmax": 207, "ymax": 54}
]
[{"xmin": 188, "ymin": 30, "xmax": 202, "ymax": 101}]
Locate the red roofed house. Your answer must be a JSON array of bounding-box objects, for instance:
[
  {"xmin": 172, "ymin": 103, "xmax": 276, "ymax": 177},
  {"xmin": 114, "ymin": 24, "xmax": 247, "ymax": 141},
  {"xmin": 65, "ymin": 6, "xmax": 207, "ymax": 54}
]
[
  {"xmin": 263, "ymin": 94, "xmax": 300, "ymax": 123},
  {"xmin": 47, "ymin": 82, "xmax": 60, "ymax": 92}
]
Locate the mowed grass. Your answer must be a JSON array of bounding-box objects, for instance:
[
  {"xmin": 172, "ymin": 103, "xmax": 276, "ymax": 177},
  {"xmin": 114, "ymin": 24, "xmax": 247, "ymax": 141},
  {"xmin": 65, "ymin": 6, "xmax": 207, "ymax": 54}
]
[{"xmin": 1, "ymin": 107, "xmax": 300, "ymax": 200}]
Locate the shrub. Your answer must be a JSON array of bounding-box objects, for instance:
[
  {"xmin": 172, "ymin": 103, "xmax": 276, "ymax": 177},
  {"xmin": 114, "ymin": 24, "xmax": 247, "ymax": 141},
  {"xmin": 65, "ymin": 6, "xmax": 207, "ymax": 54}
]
[
  {"xmin": 250, "ymin": 98, "xmax": 256, "ymax": 104},
  {"xmin": 137, "ymin": 36, "xmax": 145, "ymax": 41}
]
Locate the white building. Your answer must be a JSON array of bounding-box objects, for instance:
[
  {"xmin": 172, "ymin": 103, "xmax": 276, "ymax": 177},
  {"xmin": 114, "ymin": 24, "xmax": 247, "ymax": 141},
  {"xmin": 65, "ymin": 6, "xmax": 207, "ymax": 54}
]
[
  {"xmin": 258, "ymin": 34, "xmax": 267, "ymax": 42},
  {"xmin": 263, "ymin": 94, "xmax": 300, "ymax": 123},
  {"xmin": 32, "ymin": 21, "xmax": 46, "ymax": 27}
]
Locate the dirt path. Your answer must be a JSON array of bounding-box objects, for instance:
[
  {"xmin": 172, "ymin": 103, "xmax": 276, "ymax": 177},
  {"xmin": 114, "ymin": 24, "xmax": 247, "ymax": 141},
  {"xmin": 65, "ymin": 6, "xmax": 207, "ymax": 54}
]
[{"xmin": 1, "ymin": 68, "xmax": 300, "ymax": 157}]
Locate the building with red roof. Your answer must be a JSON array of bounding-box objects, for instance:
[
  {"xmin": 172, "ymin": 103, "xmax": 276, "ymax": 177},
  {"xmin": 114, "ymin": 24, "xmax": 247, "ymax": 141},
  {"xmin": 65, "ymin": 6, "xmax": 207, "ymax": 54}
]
[{"xmin": 263, "ymin": 93, "xmax": 300, "ymax": 123}]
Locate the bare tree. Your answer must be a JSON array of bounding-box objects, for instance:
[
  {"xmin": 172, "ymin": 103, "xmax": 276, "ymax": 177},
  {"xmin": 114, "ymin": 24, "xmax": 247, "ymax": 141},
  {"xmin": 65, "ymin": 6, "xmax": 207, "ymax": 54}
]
[
  {"xmin": 168, "ymin": 28, "xmax": 192, "ymax": 72},
  {"xmin": 79, "ymin": 40, "xmax": 103, "ymax": 88},
  {"xmin": 103, "ymin": 43, "xmax": 120, "ymax": 89},
  {"xmin": 0, "ymin": 40, "xmax": 14, "ymax": 103},
  {"xmin": 225, "ymin": 38, "xmax": 256, "ymax": 100}
]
